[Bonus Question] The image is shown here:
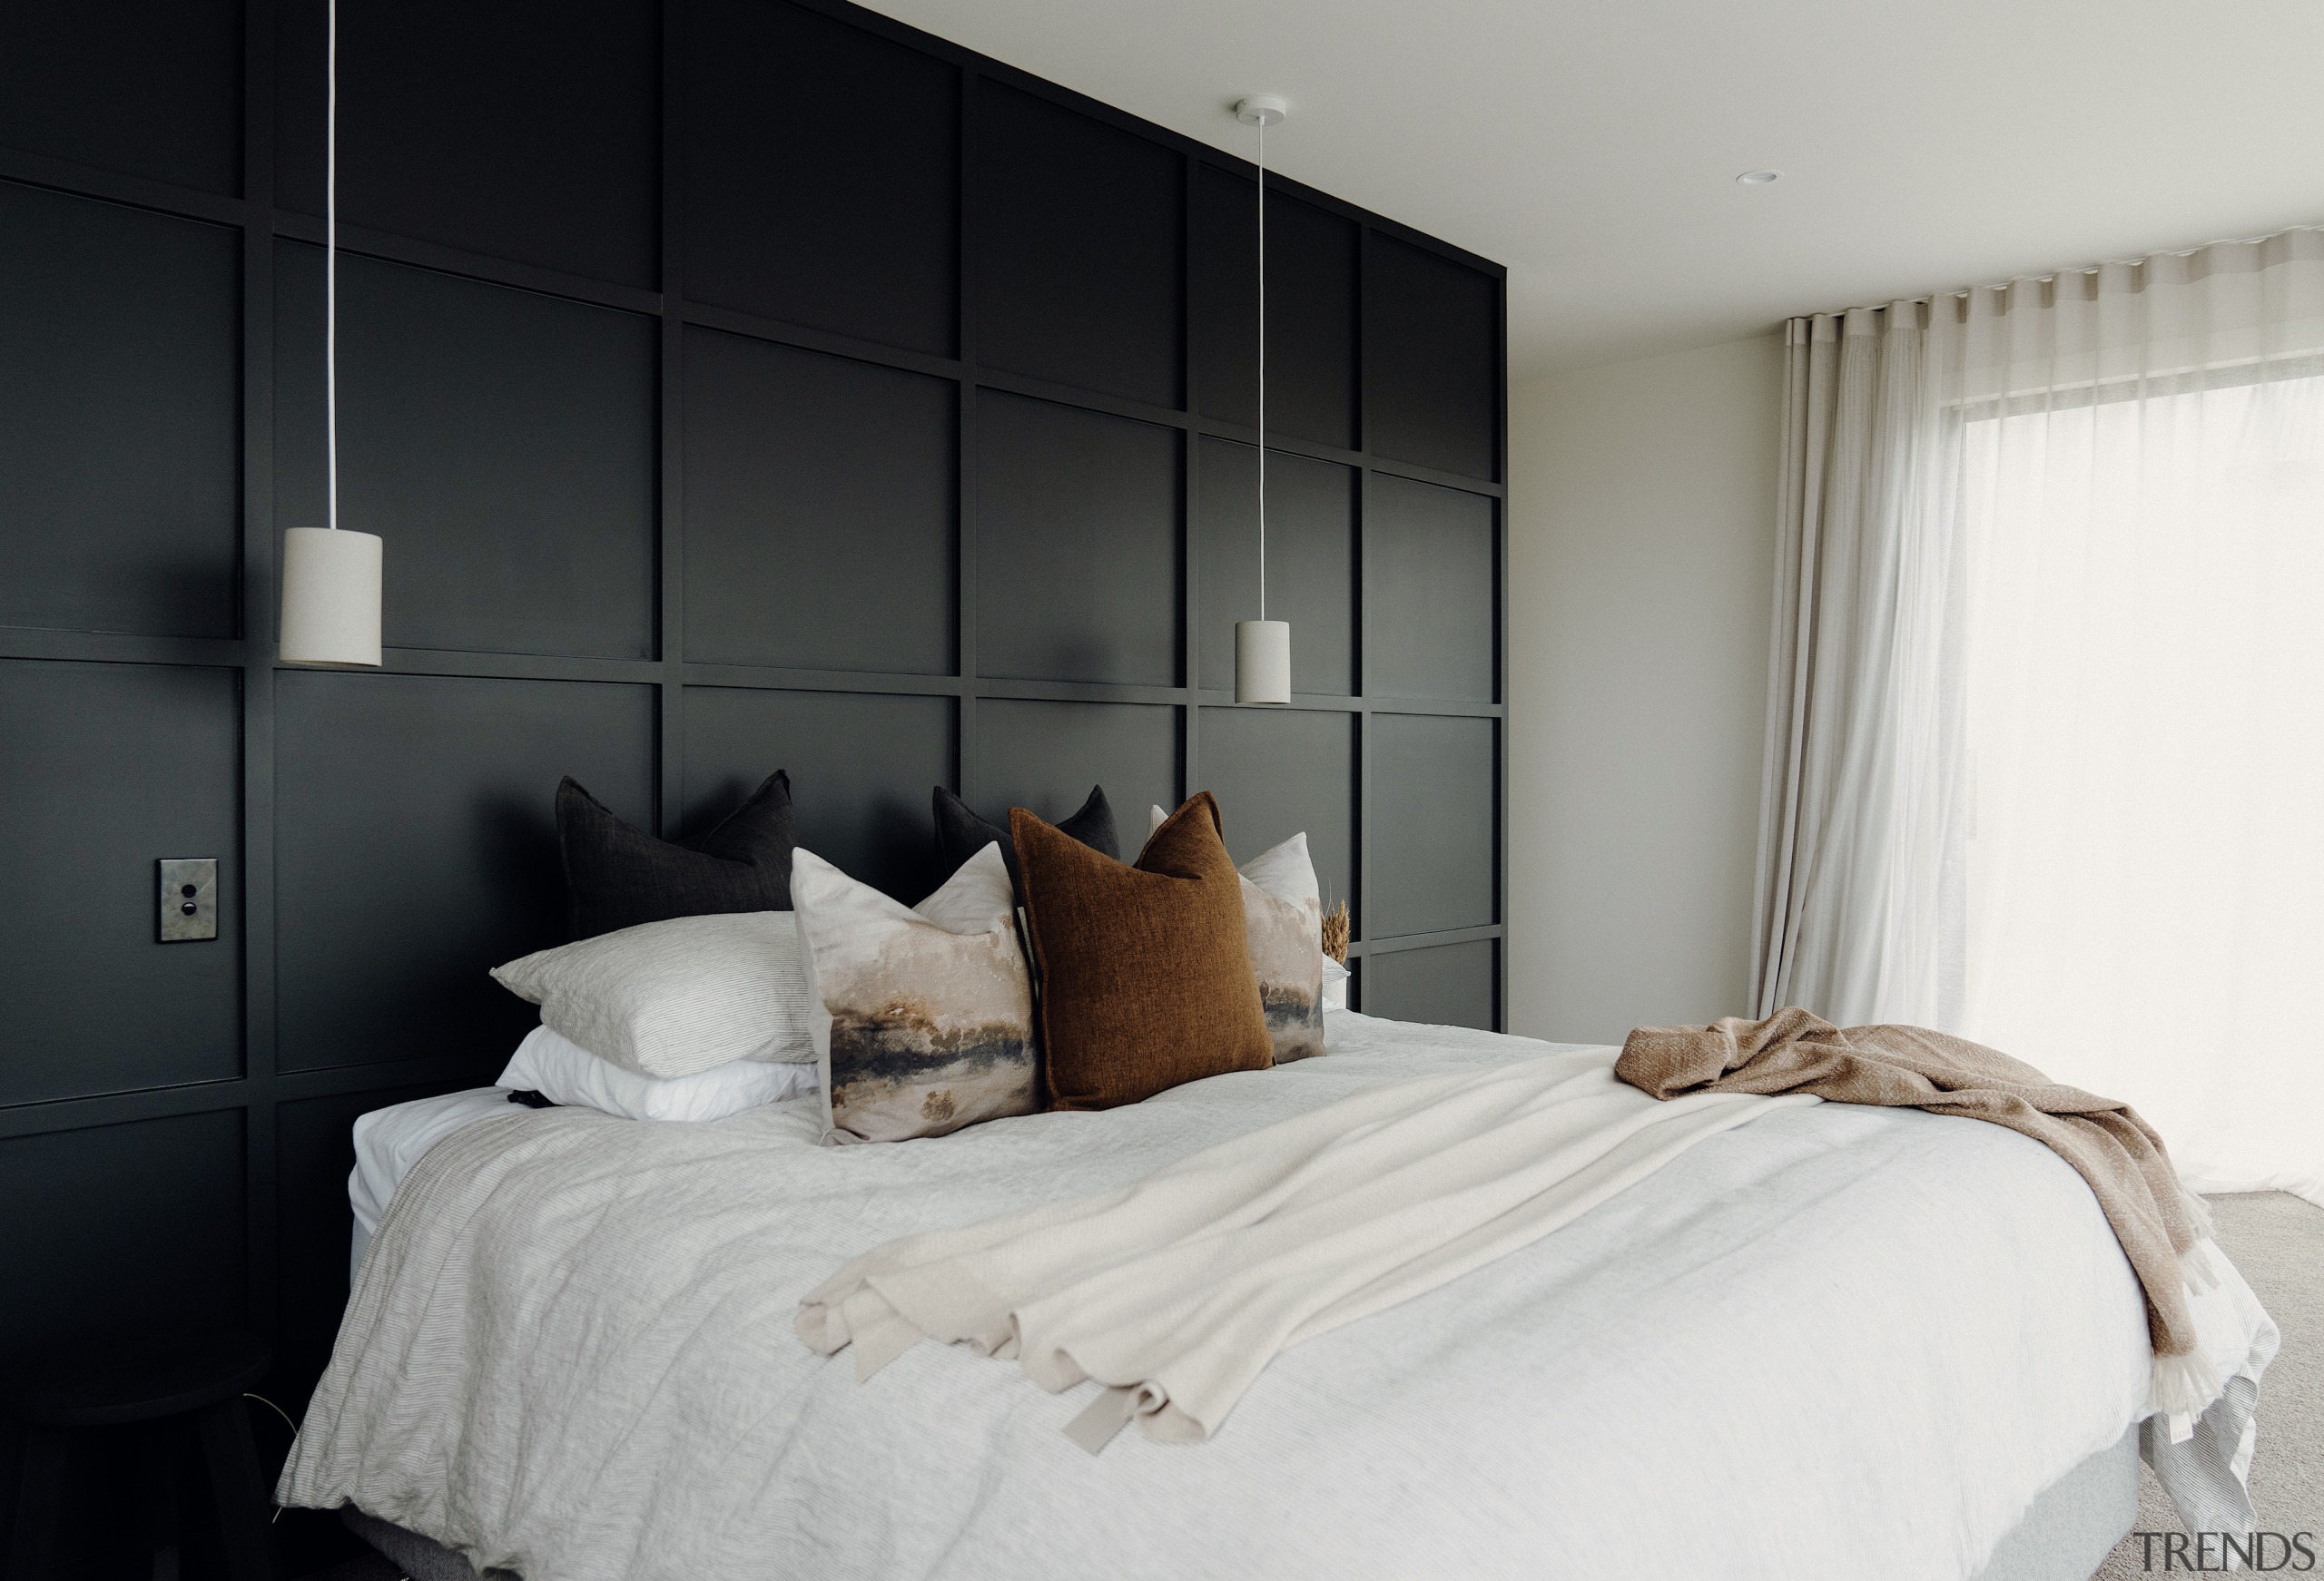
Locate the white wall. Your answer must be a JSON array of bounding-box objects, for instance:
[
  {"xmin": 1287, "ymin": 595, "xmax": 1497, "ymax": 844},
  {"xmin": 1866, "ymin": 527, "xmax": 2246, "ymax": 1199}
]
[{"xmin": 1505, "ymin": 333, "xmax": 1784, "ymax": 1044}]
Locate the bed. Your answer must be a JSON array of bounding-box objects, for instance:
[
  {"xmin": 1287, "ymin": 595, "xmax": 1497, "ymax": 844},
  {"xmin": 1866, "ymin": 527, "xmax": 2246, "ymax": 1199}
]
[{"xmin": 292, "ymin": 1008, "xmax": 2275, "ymax": 1581}]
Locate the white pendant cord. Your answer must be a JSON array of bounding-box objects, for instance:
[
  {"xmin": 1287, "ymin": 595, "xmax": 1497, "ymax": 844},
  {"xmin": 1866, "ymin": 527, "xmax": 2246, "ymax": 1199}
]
[
  {"xmin": 326, "ymin": 0, "xmax": 339, "ymax": 534},
  {"xmin": 1256, "ymin": 115, "xmax": 1265, "ymax": 622}
]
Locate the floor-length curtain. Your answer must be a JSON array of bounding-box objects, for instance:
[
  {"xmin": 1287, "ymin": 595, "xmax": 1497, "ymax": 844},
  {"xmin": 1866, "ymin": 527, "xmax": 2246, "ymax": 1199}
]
[
  {"xmin": 1752, "ymin": 305, "xmax": 1965, "ymax": 1029},
  {"xmin": 1756, "ymin": 227, "xmax": 2324, "ymax": 1205}
]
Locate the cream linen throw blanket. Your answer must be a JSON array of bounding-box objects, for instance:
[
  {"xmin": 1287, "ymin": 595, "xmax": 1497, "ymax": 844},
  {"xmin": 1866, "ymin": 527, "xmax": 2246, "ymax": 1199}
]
[
  {"xmin": 799, "ymin": 1049, "xmax": 1812, "ymax": 1452},
  {"xmin": 1615, "ymin": 1008, "xmax": 2229, "ymax": 1437}
]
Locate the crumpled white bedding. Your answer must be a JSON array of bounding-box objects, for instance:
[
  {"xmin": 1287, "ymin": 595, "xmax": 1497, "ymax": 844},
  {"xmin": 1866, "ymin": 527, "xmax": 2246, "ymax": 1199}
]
[{"xmin": 291, "ymin": 1012, "xmax": 2275, "ymax": 1581}]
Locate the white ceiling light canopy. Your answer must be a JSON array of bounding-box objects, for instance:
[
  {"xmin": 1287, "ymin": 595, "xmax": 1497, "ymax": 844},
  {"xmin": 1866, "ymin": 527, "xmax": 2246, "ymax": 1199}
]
[
  {"xmin": 1737, "ymin": 169, "xmax": 1781, "ymax": 185},
  {"xmin": 1234, "ymin": 93, "xmax": 1287, "ymax": 127},
  {"xmin": 1233, "ymin": 93, "xmax": 1291, "ymax": 706}
]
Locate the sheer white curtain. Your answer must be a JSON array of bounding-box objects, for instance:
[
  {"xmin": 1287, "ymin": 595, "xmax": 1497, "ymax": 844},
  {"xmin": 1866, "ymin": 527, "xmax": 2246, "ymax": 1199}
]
[
  {"xmin": 1754, "ymin": 307, "xmax": 1964, "ymax": 1031},
  {"xmin": 1756, "ymin": 227, "xmax": 2324, "ymax": 1205}
]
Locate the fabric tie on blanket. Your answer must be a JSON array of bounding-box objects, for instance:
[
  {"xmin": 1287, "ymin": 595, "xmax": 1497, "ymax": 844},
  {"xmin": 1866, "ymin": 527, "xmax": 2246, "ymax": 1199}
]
[
  {"xmin": 1614, "ymin": 1007, "xmax": 2226, "ymax": 1437},
  {"xmin": 798, "ymin": 1051, "xmax": 1814, "ymax": 1452}
]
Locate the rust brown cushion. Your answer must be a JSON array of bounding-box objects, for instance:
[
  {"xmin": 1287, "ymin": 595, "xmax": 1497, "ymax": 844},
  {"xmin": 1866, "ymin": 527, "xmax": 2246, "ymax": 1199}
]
[{"xmin": 1011, "ymin": 791, "xmax": 1273, "ymax": 1110}]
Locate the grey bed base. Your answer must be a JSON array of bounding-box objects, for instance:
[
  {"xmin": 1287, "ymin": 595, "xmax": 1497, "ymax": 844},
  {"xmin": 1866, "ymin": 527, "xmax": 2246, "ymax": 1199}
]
[
  {"xmin": 343, "ymin": 1423, "xmax": 2141, "ymax": 1581},
  {"xmin": 1975, "ymin": 1424, "xmax": 2141, "ymax": 1581}
]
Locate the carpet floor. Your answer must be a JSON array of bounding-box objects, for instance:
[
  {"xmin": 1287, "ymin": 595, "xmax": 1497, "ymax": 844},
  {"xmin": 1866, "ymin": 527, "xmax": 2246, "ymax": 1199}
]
[{"xmin": 2092, "ymin": 1191, "xmax": 2323, "ymax": 1578}]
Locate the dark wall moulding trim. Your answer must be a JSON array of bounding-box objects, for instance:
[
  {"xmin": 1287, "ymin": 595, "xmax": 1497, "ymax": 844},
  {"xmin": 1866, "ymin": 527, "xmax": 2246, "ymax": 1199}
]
[
  {"xmin": 0, "ymin": 634, "xmax": 1512, "ymax": 718},
  {"xmin": 1190, "ymin": 692, "xmax": 1506, "ymax": 717},
  {"xmin": 682, "ymin": 300, "xmax": 964, "ymax": 382},
  {"xmin": 0, "ymin": 628, "xmax": 249, "ymax": 668},
  {"xmin": 0, "ymin": 1052, "xmax": 521, "ymax": 1143},
  {"xmin": 0, "ymin": 149, "xmax": 247, "ymax": 229},
  {"xmin": 373, "ymin": 649, "xmax": 665, "ymax": 686},
  {"xmin": 0, "ymin": 1082, "xmax": 253, "ymax": 1144},
  {"xmin": 1354, "ymin": 924, "xmax": 1507, "ymax": 957},
  {"xmin": 675, "ymin": 663, "xmax": 960, "ymax": 695},
  {"xmin": 271, "ymin": 211, "xmax": 667, "ymax": 319},
  {"xmin": 1363, "ymin": 700, "xmax": 1508, "ymax": 719},
  {"xmin": 1360, "ymin": 457, "xmax": 1508, "ymax": 499}
]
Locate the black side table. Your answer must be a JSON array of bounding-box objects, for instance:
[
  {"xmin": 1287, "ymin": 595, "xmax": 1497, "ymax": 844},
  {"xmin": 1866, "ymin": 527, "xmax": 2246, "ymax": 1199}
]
[{"xmin": 3, "ymin": 1328, "xmax": 279, "ymax": 1581}]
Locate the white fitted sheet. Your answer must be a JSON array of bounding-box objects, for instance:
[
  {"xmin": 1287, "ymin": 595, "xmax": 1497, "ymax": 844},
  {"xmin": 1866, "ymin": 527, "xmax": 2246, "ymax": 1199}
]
[{"xmin": 349, "ymin": 1088, "xmax": 518, "ymax": 1284}]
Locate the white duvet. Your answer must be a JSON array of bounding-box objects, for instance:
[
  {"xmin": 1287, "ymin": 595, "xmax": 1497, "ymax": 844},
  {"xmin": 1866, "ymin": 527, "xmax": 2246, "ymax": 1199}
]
[{"xmin": 287, "ymin": 1012, "xmax": 2270, "ymax": 1581}]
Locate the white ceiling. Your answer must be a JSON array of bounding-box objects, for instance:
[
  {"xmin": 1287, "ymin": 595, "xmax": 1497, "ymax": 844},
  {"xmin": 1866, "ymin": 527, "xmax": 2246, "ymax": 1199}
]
[{"xmin": 861, "ymin": 0, "xmax": 2324, "ymax": 378}]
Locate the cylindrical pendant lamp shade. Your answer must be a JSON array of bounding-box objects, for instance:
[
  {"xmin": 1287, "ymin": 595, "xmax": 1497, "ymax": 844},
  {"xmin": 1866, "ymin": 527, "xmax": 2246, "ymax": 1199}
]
[
  {"xmin": 280, "ymin": 526, "xmax": 383, "ymax": 666},
  {"xmin": 1236, "ymin": 619, "xmax": 1291, "ymax": 704}
]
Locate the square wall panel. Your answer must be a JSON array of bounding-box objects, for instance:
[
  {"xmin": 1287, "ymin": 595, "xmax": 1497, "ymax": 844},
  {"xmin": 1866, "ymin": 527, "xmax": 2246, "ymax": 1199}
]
[
  {"xmin": 275, "ymin": 0, "xmax": 658, "ymax": 287},
  {"xmin": 1366, "ymin": 475, "xmax": 1497, "ymax": 703},
  {"xmin": 1193, "ymin": 171, "xmax": 1358, "ymax": 451},
  {"xmin": 0, "ymin": 183, "xmax": 240, "ymax": 639},
  {"xmin": 275, "ymin": 243, "xmax": 658, "ymax": 661},
  {"xmin": 975, "ymin": 83, "xmax": 1182, "ymax": 409},
  {"xmin": 1363, "ymin": 940, "xmax": 1496, "ymax": 1031},
  {"xmin": 0, "ymin": 661, "xmax": 241, "ymax": 1106},
  {"xmin": 1369, "ymin": 712, "xmax": 1496, "ymax": 938},
  {"xmin": 684, "ymin": 330, "xmax": 956, "ymax": 674},
  {"xmin": 276, "ymin": 1081, "xmax": 456, "ymax": 1403},
  {"xmin": 974, "ymin": 700, "xmax": 1178, "ymax": 840},
  {"xmin": 0, "ymin": 0, "xmax": 241, "ymax": 195},
  {"xmin": 1197, "ymin": 441, "xmax": 1354, "ymax": 696},
  {"xmin": 975, "ymin": 392, "xmax": 1180, "ymax": 687},
  {"xmin": 1364, "ymin": 233, "xmax": 1499, "ymax": 481},
  {"xmin": 275, "ymin": 671, "xmax": 655, "ymax": 1074},
  {"xmin": 684, "ymin": 687, "xmax": 954, "ymax": 904},
  {"xmin": 1196, "ymin": 706, "xmax": 1355, "ymax": 917},
  {"xmin": 0, "ymin": 1109, "xmax": 245, "ymax": 1353},
  {"xmin": 685, "ymin": 0, "xmax": 959, "ymax": 356}
]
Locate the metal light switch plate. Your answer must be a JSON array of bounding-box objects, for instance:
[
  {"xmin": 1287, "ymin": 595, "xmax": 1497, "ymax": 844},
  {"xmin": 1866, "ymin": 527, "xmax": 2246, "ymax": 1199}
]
[{"xmin": 159, "ymin": 858, "xmax": 219, "ymax": 942}]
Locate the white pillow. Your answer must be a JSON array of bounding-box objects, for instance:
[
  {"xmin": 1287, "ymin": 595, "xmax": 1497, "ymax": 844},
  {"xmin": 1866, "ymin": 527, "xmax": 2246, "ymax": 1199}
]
[
  {"xmin": 489, "ymin": 910, "xmax": 815, "ymax": 1080},
  {"xmin": 1150, "ymin": 804, "xmax": 1327, "ymax": 1060},
  {"xmin": 792, "ymin": 841, "xmax": 1039, "ymax": 1143},
  {"xmin": 908, "ymin": 839, "xmax": 1019, "ymax": 936},
  {"xmin": 497, "ymin": 1024, "xmax": 818, "ymax": 1123}
]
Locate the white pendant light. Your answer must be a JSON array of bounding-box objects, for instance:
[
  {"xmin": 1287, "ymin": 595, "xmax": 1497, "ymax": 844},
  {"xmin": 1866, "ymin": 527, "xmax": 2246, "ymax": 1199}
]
[
  {"xmin": 281, "ymin": 0, "xmax": 382, "ymax": 667},
  {"xmin": 1233, "ymin": 94, "xmax": 1290, "ymax": 706}
]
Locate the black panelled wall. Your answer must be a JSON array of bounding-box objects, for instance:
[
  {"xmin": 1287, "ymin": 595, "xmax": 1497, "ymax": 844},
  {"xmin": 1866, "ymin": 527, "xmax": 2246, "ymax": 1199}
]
[{"xmin": 0, "ymin": 0, "xmax": 1503, "ymax": 1453}]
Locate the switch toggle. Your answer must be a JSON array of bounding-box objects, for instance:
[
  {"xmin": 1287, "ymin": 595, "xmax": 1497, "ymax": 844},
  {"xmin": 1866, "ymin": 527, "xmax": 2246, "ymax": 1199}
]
[{"xmin": 158, "ymin": 859, "xmax": 219, "ymax": 942}]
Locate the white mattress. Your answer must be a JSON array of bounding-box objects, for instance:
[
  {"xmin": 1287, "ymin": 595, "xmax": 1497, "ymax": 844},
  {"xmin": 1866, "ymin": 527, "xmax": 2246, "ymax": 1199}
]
[{"xmin": 300, "ymin": 1011, "xmax": 2275, "ymax": 1581}]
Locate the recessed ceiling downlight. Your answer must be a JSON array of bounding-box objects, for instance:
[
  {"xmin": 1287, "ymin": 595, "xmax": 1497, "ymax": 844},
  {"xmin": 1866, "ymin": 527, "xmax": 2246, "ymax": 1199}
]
[{"xmin": 1737, "ymin": 169, "xmax": 1781, "ymax": 185}]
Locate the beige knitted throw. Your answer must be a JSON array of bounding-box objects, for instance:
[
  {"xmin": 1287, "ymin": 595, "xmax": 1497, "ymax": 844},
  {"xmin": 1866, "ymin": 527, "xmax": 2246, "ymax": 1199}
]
[{"xmin": 1616, "ymin": 1007, "xmax": 2224, "ymax": 1429}]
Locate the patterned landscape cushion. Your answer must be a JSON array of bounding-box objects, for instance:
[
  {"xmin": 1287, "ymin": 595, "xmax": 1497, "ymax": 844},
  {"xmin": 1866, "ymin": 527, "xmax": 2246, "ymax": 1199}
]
[
  {"xmin": 558, "ymin": 771, "xmax": 795, "ymax": 938},
  {"xmin": 1015, "ymin": 792, "xmax": 1273, "ymax": 1110},
  {"xmin": 489, "ymin": 910, "xmax": 817, "ymax": 1078},
  {"xmin": 1150, "ymin": 803, "xmax": 1326, "ymax": 1062},
  {"xmin": 931, "ymin": 783, "xmax": 1118, "ymax": 889},
  {"xmin": 791, "ymin": 842, "xmax": 1039, "ymax": 1144}
]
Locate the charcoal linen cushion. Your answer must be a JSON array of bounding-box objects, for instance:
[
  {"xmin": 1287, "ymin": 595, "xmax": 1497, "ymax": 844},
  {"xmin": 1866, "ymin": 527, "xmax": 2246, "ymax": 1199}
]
[
  {"xmin": 931, "ymin": 783, "xmax": 1117, "ymax": 889},
  {"xmin": 558, "ymin": 772, "xmax": 795, "ymax": 938}
]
